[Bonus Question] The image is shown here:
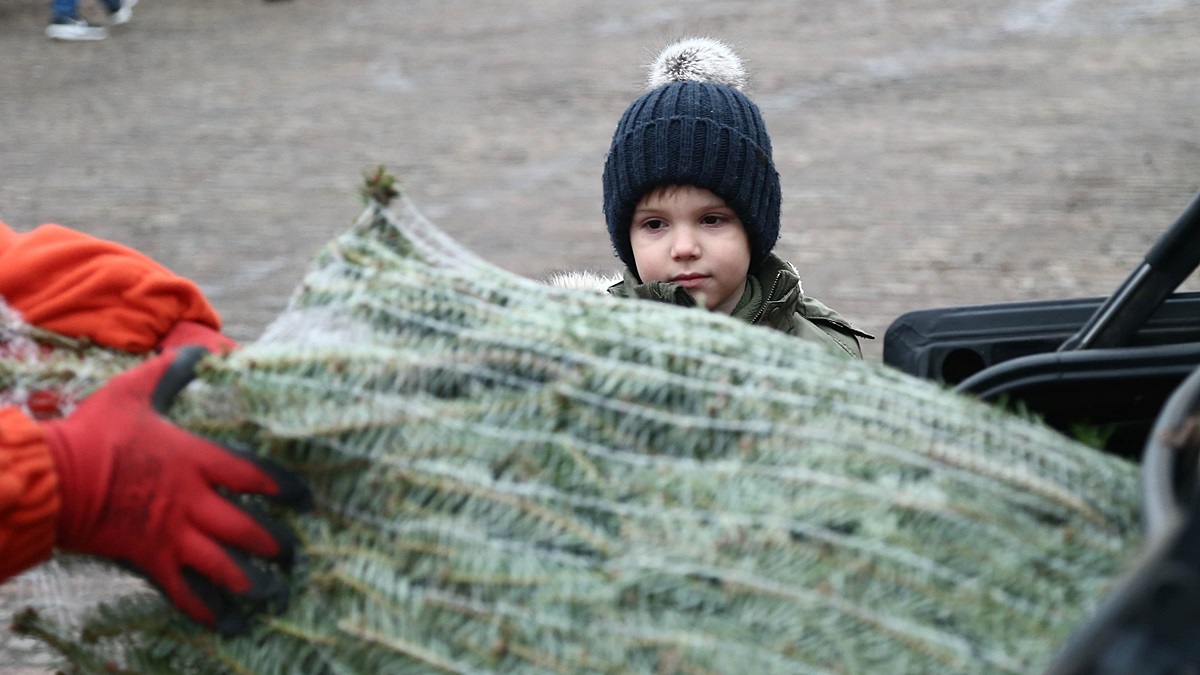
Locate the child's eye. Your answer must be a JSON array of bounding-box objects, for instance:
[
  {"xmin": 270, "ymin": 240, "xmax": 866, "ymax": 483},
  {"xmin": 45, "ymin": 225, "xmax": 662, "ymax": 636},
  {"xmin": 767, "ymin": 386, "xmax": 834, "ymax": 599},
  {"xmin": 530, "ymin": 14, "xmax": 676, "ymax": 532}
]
[
  {"xmin": 641, "ymin": 218, "xmax": 667, "ymax": 231},
  {"xmin": 701, "ymin": 214, "xmax": 729, "ymax": 226}
]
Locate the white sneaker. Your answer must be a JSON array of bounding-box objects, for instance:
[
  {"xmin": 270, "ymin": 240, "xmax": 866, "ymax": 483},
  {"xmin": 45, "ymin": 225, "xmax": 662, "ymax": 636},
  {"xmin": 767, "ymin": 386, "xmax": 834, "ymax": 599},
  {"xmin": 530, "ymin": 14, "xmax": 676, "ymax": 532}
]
[
  {"xmin": 110, "ymin": 0, "xmax": 138, "ymax": 25},
  {"xmin": 45, "ymin": 18, "xmax": 108, "ymax": 40}
]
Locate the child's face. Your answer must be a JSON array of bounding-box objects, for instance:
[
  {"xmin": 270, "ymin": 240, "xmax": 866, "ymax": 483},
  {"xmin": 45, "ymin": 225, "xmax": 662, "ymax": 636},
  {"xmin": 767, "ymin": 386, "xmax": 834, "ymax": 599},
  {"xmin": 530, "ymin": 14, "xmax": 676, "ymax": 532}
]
[{"xmin": 629, "ymin": 185, "xmax": 751, "ymax": 315}]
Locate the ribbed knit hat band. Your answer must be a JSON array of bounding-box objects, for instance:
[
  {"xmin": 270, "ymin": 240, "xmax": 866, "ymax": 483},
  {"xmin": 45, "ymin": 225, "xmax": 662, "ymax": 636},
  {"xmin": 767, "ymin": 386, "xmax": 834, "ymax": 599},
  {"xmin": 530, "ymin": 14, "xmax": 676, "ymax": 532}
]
[{"xmin": 603, "ymin": 38, "xmax": 781, "ymax": 273}]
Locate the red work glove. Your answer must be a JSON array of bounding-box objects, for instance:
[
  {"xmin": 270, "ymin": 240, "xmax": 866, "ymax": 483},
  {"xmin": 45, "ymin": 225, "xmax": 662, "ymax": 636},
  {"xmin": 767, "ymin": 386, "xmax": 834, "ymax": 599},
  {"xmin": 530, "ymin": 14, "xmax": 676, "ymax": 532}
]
[
  {"xmin": 157, "ymin": 320, "xmax": 238, "ymax": 354},
  {"xmin": 42, "ymin": 347, "xmax": 312, "ymax": 636}
]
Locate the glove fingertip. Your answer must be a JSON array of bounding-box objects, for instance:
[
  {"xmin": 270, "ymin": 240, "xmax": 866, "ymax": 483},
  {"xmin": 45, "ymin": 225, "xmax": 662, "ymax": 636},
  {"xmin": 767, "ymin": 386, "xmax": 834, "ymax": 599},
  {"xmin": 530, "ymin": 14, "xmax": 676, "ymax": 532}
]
[
  {"xmin": 269, "ymin": 526, "xmax": 299, "ymax": 572},
  {"xmin": 219, "ymin": 441, "xmax": 315, "ymax": 512},
  {"xmin": 181, "ymin": 567, "xmax": 250, "ymax": 638},
  {"xmin": 134, "ymin": 564, "xmax": 219, "ymax": 631},
  {"xmin": 223, "ymin": 546, "xmax": 293, "ymax": 618},
  {"xmin": 277, "ymin": 471, "xmax": 315, "ymax": 513},
  {"xmin": 236, "ymin": 501, "xmax": 304, "ymax": 570},
  {"xmin": 257, "ymin": 456, "xmax": 316, "ymax": 513},
  {"xmin": 150, "ymin": 345, "xmax": 209, "ymax": 414}
]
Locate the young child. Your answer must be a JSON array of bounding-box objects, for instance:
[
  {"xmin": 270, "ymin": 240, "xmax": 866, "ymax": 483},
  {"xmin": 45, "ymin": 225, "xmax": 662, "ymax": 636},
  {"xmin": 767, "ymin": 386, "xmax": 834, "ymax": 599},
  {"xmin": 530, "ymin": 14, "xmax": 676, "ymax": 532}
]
[{"xmin": 600, "ymin": 37, "xmax": 871, "ymax": 359}]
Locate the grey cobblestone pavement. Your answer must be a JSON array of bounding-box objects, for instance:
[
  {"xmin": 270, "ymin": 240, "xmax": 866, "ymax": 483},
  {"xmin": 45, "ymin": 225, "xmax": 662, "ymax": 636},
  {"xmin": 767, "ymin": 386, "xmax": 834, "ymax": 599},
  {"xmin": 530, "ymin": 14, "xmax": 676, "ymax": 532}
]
[{"xmin": 2, "ymin": 0, "xmax": 1198, "ymax": 670}]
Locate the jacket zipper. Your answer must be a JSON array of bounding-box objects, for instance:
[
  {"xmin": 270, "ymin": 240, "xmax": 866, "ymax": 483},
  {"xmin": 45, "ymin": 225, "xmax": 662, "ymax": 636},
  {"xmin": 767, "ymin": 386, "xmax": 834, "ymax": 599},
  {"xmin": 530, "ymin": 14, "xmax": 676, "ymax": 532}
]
[{"xmin": 751, "ymin": 272, "xmax": 785, "ymax": 325}]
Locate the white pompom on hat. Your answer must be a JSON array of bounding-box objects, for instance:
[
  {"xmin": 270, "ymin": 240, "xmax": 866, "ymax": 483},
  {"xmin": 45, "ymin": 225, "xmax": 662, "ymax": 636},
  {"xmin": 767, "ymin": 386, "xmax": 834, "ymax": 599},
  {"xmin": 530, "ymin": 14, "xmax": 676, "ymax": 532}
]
[{"xmin": 645, "ymin": 37, "xmax": 749, "ymax": 91}]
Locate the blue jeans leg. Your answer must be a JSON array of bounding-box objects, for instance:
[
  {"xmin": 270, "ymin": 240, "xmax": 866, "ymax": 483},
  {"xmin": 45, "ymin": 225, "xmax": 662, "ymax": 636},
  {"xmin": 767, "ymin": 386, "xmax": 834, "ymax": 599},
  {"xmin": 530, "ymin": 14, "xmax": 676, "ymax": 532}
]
[{"xmin": 50, "ymin": 0, "xmax": 79, "ymax": 20}]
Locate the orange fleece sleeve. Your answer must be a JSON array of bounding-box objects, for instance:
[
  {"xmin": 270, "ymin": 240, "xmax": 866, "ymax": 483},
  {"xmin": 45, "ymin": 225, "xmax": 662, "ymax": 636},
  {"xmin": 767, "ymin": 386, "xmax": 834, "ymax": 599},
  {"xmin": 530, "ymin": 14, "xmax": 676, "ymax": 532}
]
[
  {"xmin": 0, "ymin": 407, "xmax": 59, "ymax": 582},
  {"xmin": 0, "ymin": 221, "xmax": 222, "ymax": 353}
]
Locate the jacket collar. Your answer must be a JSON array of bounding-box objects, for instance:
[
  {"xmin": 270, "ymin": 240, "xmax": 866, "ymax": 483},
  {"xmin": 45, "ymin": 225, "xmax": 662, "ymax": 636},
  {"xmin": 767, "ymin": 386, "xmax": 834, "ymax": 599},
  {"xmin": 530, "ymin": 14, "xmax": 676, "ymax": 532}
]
[
  {"xmin": 744, "ymin": 254, "xmax": 802, "ymax": 329},
  {"xmin": 605, "ymin": 256, "xmax": 873, "ymax": 339}
]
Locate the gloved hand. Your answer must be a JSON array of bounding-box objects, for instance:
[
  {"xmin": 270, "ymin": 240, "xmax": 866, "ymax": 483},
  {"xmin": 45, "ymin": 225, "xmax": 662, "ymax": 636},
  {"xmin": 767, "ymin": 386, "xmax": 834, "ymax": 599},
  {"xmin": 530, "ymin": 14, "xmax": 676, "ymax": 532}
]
[
  {"xmin": 157, "ymin": 320, "xmax": 238, "ymax": 354},
  {"xmin": 42, "ymin": 347, "xmax": 313, "ymax": 636}
]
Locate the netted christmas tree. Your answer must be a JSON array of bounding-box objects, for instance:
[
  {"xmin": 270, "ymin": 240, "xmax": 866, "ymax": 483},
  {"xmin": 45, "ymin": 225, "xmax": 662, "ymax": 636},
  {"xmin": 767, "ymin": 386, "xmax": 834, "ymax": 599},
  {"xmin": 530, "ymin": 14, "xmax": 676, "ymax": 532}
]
[{"xmin": 3, "ymin": 175, "xmax": 1143, "ymax": 674}]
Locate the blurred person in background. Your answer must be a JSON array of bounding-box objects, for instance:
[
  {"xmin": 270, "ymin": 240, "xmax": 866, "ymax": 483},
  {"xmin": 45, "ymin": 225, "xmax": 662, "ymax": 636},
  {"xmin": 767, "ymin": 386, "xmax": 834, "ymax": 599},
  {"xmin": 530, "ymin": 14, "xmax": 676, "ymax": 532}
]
[{"xmin": 46, "ymin": 0, "xmax": 136, "ymax": 41}]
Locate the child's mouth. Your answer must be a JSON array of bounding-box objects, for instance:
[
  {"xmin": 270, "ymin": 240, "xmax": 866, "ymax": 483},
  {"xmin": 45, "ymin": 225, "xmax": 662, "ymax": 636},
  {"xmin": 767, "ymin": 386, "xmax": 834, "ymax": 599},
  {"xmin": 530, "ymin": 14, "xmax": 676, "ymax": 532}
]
[{"xmin": 671, "ymin": 274, "xmax": 708, "ymax": 289}]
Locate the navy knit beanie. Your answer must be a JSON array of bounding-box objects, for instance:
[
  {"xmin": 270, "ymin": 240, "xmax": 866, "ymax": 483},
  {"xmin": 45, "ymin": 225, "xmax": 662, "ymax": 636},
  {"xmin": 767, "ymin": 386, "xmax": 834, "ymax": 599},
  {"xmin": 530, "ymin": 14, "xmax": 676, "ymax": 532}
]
[{"xmin": 603, "ymin": 37, "xmax": 781, "ymax": 273}]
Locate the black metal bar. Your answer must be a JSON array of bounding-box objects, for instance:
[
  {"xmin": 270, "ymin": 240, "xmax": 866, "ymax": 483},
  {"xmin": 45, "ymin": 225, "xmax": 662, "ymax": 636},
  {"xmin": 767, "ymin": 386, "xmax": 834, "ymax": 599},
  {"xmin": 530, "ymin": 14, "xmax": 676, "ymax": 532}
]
[{"xmin": 1059, "ymin": 189, "xmax": 1200, "ymax": 352}]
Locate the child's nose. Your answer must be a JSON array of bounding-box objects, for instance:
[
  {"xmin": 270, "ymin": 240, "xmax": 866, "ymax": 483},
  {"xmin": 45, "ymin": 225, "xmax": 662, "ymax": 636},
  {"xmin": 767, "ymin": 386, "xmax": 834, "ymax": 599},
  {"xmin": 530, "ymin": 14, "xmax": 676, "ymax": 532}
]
[{"xmin": 670, "ymin": 228, "xmax": 701, "ymax": 259}]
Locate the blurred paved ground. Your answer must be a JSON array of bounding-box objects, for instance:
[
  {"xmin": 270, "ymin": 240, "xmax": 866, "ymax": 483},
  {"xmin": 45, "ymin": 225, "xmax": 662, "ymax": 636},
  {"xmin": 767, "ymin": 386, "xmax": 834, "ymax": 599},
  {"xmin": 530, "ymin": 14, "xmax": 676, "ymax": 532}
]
[{"xmin": 1, "ymin": 0, "xmax": 1198, "ymax": 670}]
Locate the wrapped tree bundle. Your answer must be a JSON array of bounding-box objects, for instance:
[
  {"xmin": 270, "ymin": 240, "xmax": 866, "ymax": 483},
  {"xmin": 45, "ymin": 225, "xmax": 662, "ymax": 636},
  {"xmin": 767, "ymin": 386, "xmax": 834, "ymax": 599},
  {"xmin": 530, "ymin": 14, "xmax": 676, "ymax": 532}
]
[{"xmin": 6, "ymin": 183, "xmax": 1141, "ymax": 674}]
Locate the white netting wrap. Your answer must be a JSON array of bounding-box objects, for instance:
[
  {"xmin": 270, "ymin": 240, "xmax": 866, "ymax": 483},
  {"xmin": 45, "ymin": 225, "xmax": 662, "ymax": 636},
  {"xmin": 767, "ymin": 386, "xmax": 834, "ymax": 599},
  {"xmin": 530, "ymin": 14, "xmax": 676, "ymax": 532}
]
[{"xmin": 5, "ymin": 195, "xmax": 1142, "ymax": 674}]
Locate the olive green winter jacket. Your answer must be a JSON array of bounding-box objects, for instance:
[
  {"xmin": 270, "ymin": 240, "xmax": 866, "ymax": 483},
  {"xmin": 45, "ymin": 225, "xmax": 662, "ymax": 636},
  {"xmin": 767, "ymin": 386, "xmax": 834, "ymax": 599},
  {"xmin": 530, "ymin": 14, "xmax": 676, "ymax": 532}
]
[{"xmin": 606, "ymin": 254, "xmax": 872, "ymax": 359}]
